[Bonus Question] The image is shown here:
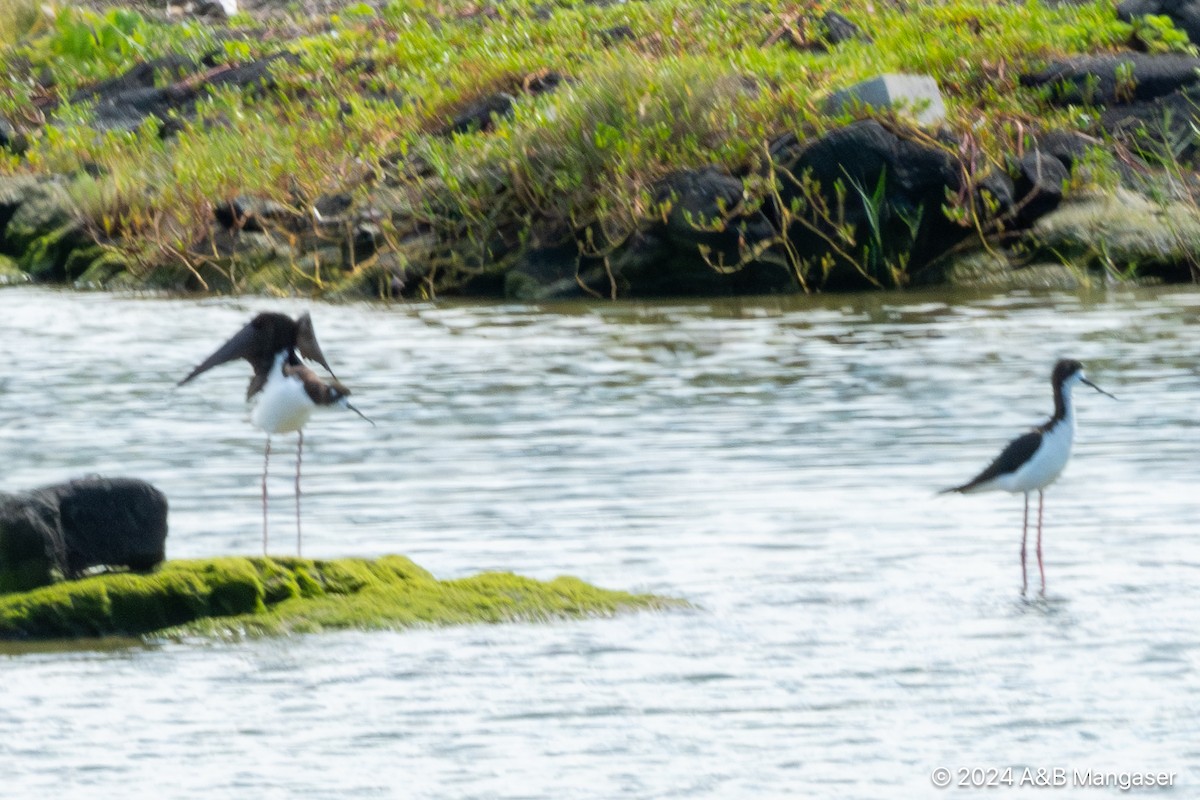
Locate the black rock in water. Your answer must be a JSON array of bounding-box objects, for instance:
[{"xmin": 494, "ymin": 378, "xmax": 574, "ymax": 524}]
[{"xmin": 0, "ymin": 478, "xmax": 168, "ymax": 592}]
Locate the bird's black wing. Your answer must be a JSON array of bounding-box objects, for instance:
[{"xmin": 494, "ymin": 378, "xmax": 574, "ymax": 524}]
[
  {"xmin": 295, "ymin": 312, "xmax": 337, "ymax": 379},
  {"xmin": 941, "ymin": 430, "xmax": 1043, "ymax": 493},
  {"xmin": 179, "ymin": 313, "xmax": 292, "ymax": 399},
  {"xmin": 177, "ymin": 318, "xmax": 264, "ymax": 389}
]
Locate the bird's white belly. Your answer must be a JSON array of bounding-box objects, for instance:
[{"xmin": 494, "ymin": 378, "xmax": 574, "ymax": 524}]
[
  {"xmin": 251, "ymin": 372, "xmax": 314, "ymax": 434},
  {"xmin": 996, "ymin": 420, "xmax": 1074, "ymax": 493}
]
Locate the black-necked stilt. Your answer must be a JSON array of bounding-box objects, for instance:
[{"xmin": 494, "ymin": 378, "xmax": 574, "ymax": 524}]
[
  {"xmin": 178, "ymin": 312, "xmax": 373, "ymax": 556},
  {"xmin": 940, "ymin": 359, "xmax": 1115, "ymax": 594}
]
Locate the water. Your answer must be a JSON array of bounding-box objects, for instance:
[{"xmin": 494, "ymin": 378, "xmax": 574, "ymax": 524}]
[{"xmin": 1, "ymin": 285, "xmax": 1198, "ymax": 798}]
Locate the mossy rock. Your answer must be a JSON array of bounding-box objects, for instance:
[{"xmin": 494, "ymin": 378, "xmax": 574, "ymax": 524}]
[
  {"xmin": 1028, "ymin": 188, "xmax": 1200, "ymax": 281},
  {"xmin": 73, "ymin": 247, "xmax": 133, "ymax": 288},
  {"xmin": 0, "ymin": 556, "xmax": 681, "ymax": 640},
  {"xmin": 3, "ymin": 181, "xmax": 92, "ymax": 280},
  {"xmin": 0, "ymin": 254, "xmax": 29, "ymax": 285},
  {"xmin": 944, "ymin": 248, "xmax": 1081, "ymax": 289},
  {"xmin": 0, "ymin": 174, "xmax": 41, "ymax": 227}
]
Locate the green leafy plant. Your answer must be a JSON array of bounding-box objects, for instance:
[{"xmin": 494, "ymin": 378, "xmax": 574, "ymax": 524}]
[{"xmin": 1130, "ymin": 13, "xmax": 1195, "ymax": 55}]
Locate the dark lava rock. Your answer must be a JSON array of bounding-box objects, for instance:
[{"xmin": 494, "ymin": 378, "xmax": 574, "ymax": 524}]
[
  {"xmin": 1117, "ymin": 0, "xmax": 1200, "ymax": 45},
  {"xmin": 782, "ymin": 120, "xmax": 960, "ymax": 214},
  {"xmin": 313, "ymin": 192, "xmax": 354, "ymax": 221},
  {"xmin": 974, "ymin": 170, "xmax": 1017, "ymax": 220},
  {"xmin": 0, "ymin": 478, "xmax": 168, "ymax": 591},
  {"xmin": 1100, "ymin": 86, "xmax": 1200, "ymax": 158},
  {"xmin": 65, "ymin": 52, "xmax": 299, "ymax": 135},
  {"xmin": 525, "ymin": 70, "xmax": 565, "ymax": 95},
  {"xmin": 207, "ymin": 52, "xmax": 301, "ymax": 96},
  {"xmin": 194, "ymin": 0, "xmax": 231, "ymax": 19},
  {"xmin": 345, "ymin": 221, "xmax": 382, "ymax": 265},
  {"xmin": 821, "ymin": 11, "xmax": 872, "ymax": 45},
  {"xmin": 445, "ymin": 92, "xmax": 517, "ymax": 135},
  {"xmin": 70, "ymin": 54, "xmax": 202, "ymax": 106},
  {"xmin": 213, "ymin": 196, "xmax": 302, "ymax": 233},
  {"xmin": 1021, "ymin": 53, "xmax": 1200, "ymax": 105},
  {"xmin": 598, "ymin": 25, "xmax": 637, "ymax": 45},
  {"xmin": 969, "ymin": 133, "xmax": 1094, "ymax": 229},
  {"xmin": 91, "ymin": 85, "xmax": 202, "ymax": 133},
  {"xmin": 1023, "ymin": 54, "xmax": 1200, "ymax": 162},
  {"xmin": 631, "ymin": 167, "xmax": 793, "ymax": 296},
  {"xmin": 0, "ymin": 118, "xmax": 28, "ymax": 156},
  {"xmin": 1032, "ymin": 130, "xmax": 1099, "ymax": 172},
  {"xmin": 504, "ymin": 239, "xmax": 598, "ymax": 300},
  {"xmin": 1013, "ymin": 150, "xmax": 1069, "ymax": 226},
  {"xmin": 70, "ymin": 53, "xmax": 205, "ymax": 134},
  {"xmin": 775, "ymin": 119, "xmax": 965, "ymax": 288},
  {"xmin": 656, "ymin": 167, "xmax": 747, "ymax": 253}
]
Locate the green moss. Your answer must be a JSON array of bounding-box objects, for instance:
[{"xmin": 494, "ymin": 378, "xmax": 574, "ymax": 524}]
[
  {"xmin": 7, "ymin": 581, "xmax": 113, "ymax": 638},
  {"xmin": 200, "ymin": 558, "xmax": 266, "ymax": 616},
  {"xmin": 0, "ymin": 556, "xmax": 681, "ymax": 640},
  {"xmin": 0, "ymin": 254, "xmax": 29, "ymax": 284}
]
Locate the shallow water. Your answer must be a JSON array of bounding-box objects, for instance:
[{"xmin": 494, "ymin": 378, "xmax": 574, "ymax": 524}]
[{"xmin": 1, "ymin": 285, "xmax": 1198, "ymax": 797}]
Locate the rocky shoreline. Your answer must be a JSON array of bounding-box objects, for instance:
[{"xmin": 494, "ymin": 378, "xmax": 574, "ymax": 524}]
[{"xmin": 3, "ymin": 0, "xmax": 1200, "ymax": 298}]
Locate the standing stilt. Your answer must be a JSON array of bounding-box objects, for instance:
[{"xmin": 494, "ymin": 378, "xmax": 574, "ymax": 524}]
[
  {"xmin": 1036, "ymin": 489, "xmax": 1046, "ymax": 594},
  {"xmin": 178, "ymin": 312, "xmax": 373, "ymax": 560},
  {"xmin": 1020, "ymin": 492, "xmax": 1029, "ymax": 594},
  {"xmin": 938, "ymin": 359, "xmax": 1116, "ymax": 593},
  {"xmin": 296, "ymin": 430, "xmax": 304, "ymax": 558},
  {"xmin": 262, "ymin": 435, "xmax": 272, "ymax": 556}
]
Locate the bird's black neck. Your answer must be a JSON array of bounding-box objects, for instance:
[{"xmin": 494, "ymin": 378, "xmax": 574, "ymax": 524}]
[{"xmin": 1050, "ymin": 379, "xmax": 1074, "ymax": 425}]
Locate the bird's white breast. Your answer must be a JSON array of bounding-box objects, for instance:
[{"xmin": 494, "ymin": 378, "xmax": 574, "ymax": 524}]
[
  {"xmin": 250, "ymin": 354, "xmax": 314, "ymax": 434},
  {"xmin": 996, "ymin": 415, "xmax": 1075, "ymax": 493}
]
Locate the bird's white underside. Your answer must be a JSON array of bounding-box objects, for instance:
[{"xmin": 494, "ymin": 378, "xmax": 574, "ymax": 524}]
[
  {"xmin": 964, "ymin": 398, "xmax": 1077, "ymax": 494},
  {"xmin": 250, "ymin": 352, "xmax": 315, "ymax": 435}
]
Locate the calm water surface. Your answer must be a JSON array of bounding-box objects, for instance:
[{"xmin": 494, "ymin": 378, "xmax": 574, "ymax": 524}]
[{"xmin": 1, "ymin": 285, "xmax": 1198, "ymax": 798}]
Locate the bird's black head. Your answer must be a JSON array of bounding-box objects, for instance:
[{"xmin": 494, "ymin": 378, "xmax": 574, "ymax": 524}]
[
  {"xmin": 1052, "ymin": 358, "xmax": 1117, "ymax": 400},
  {"xmin": 1051, "ymin": 358, "xmax": 1084, "ymax": 387}
]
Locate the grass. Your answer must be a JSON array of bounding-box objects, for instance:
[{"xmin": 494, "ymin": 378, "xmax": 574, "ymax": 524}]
[
  {"xmin": 0, "ymin": 0, "xmax": 1161, "ymax": 293},
  {"xmin": 0, "ymin": 0, "xmax": 44, "ymax": 49},
  {"xmin": 0, "ymin": 555, "xmax": 682, "ymax": 639}
]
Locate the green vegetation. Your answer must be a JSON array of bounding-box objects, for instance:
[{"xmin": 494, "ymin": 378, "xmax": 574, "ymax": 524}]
[
  {"xmin": 0, "ymin": 555, "xmax": 680, "ymax": 639},
  {"xmin": 0, "ymin": 0, "xmax": 44, "ymax": 49},
  {"xmin": 0, "ymin": 0, "xmax": 1182, "ymax": 293}
]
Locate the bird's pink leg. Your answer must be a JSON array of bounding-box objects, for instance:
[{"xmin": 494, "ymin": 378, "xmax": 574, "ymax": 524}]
[
  {"xmin": 1020, "ymin": 492, "xmax": 1029, "ymax": 595},
  {"xmin": 262, "ymin": 436, "xmax": 271, "ymax": 556},
  {"xmin": 295, "ymin": 430, "xmax": 303, "ymax": 558},
  {"xmin": 1037, "ymin": 489, "xmax": 1046, "ymax": 594}
]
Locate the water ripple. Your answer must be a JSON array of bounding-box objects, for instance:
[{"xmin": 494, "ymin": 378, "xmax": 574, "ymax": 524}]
[{"xmin": 1, "ymin": 286, "xmax": 1199, "ymax": 796}]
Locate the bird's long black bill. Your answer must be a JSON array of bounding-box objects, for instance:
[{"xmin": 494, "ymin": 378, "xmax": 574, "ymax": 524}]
[
  {"xmin": 1082, "ymin": 378, "xmax": 1117, "ymax": 400},
  {"xmin": 346, "ymin": 402, "xmax": 376, "ymax": 426}
]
